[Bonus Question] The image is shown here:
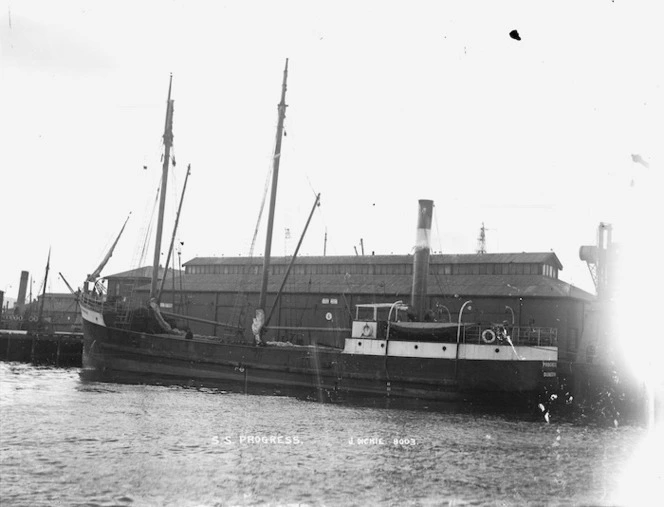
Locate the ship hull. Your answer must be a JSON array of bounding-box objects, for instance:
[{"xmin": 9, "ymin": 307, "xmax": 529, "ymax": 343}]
[{"xmin": 81, "ymin": 316, "xmax": 556, "ymax": 406}]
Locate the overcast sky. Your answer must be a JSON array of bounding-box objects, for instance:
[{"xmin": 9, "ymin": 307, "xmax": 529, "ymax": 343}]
[{"xmin": 1, "ymin": 0, "xmax": 661, "ymax": 299}]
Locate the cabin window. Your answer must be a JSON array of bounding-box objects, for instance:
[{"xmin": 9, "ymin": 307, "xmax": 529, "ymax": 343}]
[
  {"xmin": 568, "ymin": 328, "xmax": 578, "ymax": 352},
  {"xmin": 356, "ymin": 307, "xmax": 376, "ymax": 321}
]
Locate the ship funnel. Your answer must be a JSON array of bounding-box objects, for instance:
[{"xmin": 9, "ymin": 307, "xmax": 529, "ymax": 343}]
[
  {"xmin": 16, "ymin": 270, "xmax": 29, "ymax": 311},
  {"xmin": 411, "ymin": 199, "xmax": 434, "ymax": 320}
]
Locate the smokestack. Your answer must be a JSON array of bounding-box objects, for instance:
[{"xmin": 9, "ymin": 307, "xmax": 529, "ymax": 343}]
[
  {"xmin": 411, "ymin": 200, "xmax": 434, "ymax": 320},
  {"xmin": 17, "ymin": 271, "xmax": 29, "ymax": 308}
]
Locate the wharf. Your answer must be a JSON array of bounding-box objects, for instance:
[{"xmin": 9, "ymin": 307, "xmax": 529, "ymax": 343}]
[{"xmin": 0, "ymin": 330, "xmax": 83, "ymax": 367}]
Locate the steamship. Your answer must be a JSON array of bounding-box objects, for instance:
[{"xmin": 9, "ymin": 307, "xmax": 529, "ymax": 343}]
[{"xmin": 79, "ymin": 62, "xmax": 558, "ymax": 404}]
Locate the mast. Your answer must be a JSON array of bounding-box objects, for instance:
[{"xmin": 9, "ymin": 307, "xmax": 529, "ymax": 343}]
[
  {"xmin": 258, "ymin": 59, "xmax": 289, "ymax": 311},
  {"xmin": 157, "ymin": 164, "xmax": 191, "ymax": 302},
  {"xmin": 37, "ymin": 248, "xmax": 51, "ymax": 326},
  {"xmin": 150, "ymin": 75, "xmax": 175, "ymax": 300}
]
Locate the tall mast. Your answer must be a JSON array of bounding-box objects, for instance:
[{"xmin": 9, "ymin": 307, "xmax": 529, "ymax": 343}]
[
  {"xmin": 258, "ymin": 59, "xmax": 289, "ymax": 311},
  {"xmin": 37, "ymin": 247, "xmax": 51, "ymax": 326},
  {"xmin": 150, "ymin": 75, "xmax": 175, "ymax": 300}
]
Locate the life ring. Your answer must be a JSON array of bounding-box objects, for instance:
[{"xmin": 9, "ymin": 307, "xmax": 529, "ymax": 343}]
[
  {"xmin": 361, "ymin": 323, "xmax": 373, "ymax": 337},
  {"xmin": 481, "ymin": 329, "xmax": 496, "ymax": 344}
]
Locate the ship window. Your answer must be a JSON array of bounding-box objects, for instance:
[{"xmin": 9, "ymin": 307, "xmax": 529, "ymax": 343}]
[{"xmin": 568, "ymin": 328, "xmax": 578, "ymax": 352}]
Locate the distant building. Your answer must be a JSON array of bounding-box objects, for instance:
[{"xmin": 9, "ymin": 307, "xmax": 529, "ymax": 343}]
[
  {"xmin": 1, "ymin": 292, "xmax": 80, "ymax": 332},
  {"xmin": 117, "ymin": 253, "xmax": 594, "ymax": 363},
  {"xmin": 33, "ymin": 293, "xmax": 81, "ymax": 332}
]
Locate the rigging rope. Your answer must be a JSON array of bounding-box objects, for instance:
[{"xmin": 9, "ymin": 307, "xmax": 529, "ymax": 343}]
[
  {"xmin": 433, "ymin": 204, "xmax": 444, "ymax": 256},
  {"xmin": 137, "ymin": 182, "xmax": 161, "ymax": 268}
]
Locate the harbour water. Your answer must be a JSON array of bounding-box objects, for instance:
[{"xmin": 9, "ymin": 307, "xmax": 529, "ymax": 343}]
[{"xmin": 0, "ymin": 362, "xmax": 660, "ymax": 506}]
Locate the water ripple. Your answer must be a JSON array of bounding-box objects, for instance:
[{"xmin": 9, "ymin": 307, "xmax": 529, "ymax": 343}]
[{"xmin": 0, "ymin": 362, "xmax": 649, "ymax": 506}]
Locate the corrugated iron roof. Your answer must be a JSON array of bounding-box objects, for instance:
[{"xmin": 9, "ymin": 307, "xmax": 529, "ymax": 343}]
[
  {"xmin": 105, "ymin": 266, "xmax": 182, "ymax": 280},
  {"xmin": 141, "ymin": 272, "xmax": 593, "ymax": 300},
  {"xmin": 183, "ymin": 253, "xmax": 563, "ymax": 270}
]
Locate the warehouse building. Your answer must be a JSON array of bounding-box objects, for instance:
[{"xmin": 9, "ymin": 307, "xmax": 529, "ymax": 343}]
[{"xmin": 109, "ymin": 253, "xmax": 594, "ymax": 363}]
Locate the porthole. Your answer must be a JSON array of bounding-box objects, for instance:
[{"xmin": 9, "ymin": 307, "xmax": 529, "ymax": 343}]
[
  {"xmin": 495, "ymin": 348, "xmax": 500, "ymax": 353},
  {"xmin": 380, "ymin": 343, "xmax": 385, "ymax": 348},
  {"xmin": 414, "ymin": 345, "xmax": 419, "ymax": 350},
  {"xmin": 358, "ymin": 342, "xmax": 362, "ymax": 346},
  {"xmin": 442, "ymin": 346, "xmax": 447, "ymax": 351}
]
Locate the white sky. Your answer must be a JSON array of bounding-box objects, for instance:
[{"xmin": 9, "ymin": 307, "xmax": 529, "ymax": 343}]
[{"xmin": 1, "ymin": 0, "xmax": 661, "ymax": 299}]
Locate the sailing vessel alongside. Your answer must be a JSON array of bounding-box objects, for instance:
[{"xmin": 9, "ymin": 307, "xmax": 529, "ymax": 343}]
[{"xmin": 79, "ymin": 61, "xmax": 558, "ymax": 405}]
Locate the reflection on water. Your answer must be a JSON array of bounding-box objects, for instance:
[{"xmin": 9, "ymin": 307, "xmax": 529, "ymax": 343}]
[{"xmin": 0, "ymin": 362, "xmax": 658, "ymax": 506}]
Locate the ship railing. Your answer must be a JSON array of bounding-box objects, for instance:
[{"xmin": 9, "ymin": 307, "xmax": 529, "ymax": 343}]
[
  {"xmin": 79, "ymin": 292, "xmax": 132, "ymax": 325},
  {"xmin": 461, "ymin": 325, "xmax": 557, "ymax": 347}
]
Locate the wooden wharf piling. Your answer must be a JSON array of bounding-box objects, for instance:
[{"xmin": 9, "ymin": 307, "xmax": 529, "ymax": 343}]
[{"xmin": 0, "ymin": 330, "xmax": 83, "ymax": 367}]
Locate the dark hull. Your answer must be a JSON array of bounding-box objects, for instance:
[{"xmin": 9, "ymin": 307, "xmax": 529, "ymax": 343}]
[{"xmin": 81, "ymin": 317, "xmax": 555, "ymax": 406}]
